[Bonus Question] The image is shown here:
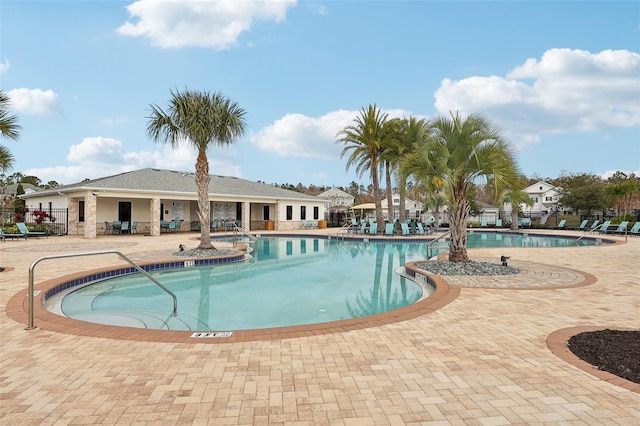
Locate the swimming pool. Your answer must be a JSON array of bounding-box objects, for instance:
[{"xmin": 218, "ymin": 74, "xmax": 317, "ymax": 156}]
[{"xmin": 47, "ymin": 232, "xmax": 605, "ymax": 332}]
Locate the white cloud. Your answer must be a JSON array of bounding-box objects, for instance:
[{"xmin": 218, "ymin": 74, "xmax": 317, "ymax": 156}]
[
  {"xmin": 116, "ymin": 0, "xmax": 297, "ymax": 50},
  {"xmin": 250, "ymin": 108, "xmax": 411, "ymax": 160},
  {"xmin": 7, "ymin": 88, "xmax": 62, "ymax": 115},
  {"xmin": 26, "ymin": 136, "xmax": 242, "ymax": 184},
  {"xmin": 434, "ymin": 48, "xmax": 640, "ymax": 148},
  {"xmin": 0, "ymin": 58, "xmax": 10, "ymax": 74}
]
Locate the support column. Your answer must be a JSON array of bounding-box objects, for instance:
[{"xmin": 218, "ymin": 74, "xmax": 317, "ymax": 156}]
[
  {"xmin": 149, "ymin": 198, "xmax": 161, "ymax": 236},
  {"xmin": 68, "ymin": 197, "xmax": 79, "ymax": 236},
  {"xmin": 83, "ymin": 193, "xmax": 97, "ymax": 239},
  {"xmin": 242, "ymin": 201, "xmax": 250, "ymax": 230}
]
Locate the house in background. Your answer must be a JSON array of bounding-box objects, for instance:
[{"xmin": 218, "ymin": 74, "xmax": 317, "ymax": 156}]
[
  {"xmin": 316, "ymin": 187, "xmax": 354, "ymax": 213},
  {"xmin": 19, "ymin": 168, "xmax": 326, "ymax": 239},
  {"xmin": 502, "ymin": 180, "xmax": 566, "ymax": 222},
  {"xmin": 382, "ymin": 194, "xmax": 422, "ymax": 221}
]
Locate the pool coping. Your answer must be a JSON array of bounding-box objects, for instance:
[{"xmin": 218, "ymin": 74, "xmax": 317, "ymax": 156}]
[{"xmin": 5, "ymin": 259, "xmax": 460, "ymax": 344}]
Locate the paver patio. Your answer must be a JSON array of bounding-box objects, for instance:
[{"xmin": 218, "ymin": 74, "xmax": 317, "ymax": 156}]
[{"xmin": 1, "ymin": 228, "xmax": 638, "ymax": 424}]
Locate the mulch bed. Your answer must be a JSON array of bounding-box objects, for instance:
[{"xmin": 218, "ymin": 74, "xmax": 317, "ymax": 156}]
[{"xmin": 568, "ymin": 329, "xmax": 640, "ymax": 384}]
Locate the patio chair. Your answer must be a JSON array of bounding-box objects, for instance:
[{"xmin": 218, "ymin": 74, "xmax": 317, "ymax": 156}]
[
  {"xmin": 112, "ymin": 220, "xmax": 122, "ymax": 234},
  {"xmin": 104, "ymin": 221, "xmax": 112, "ymax": 234},
  {"xmin": 416, "ymin": 222, "xmax": 426, "ymax": 235},
  {"xmin": 384, "ymin": 223, "xmax": 395, "ymax": 236},
  {"xmin": 409, "ymin": 221, "xmax": 417, "ymax": 234},
  {"xmin": 556, "ymin": 219, "xmax": 567, "ymax": 229},
  {"xmin": 495, "ymin": 219, "xmax": 503, "ymax": 228},
  {"xmin": 480, "ymin": 219, "xmax": 488, "ymax": 228},
  {"xmin": 588, "ymin": 220, "xmax": 600, "ymax": 231},
  {"xmin": 120, "ymin": 221, "xmax": 130, "ymax": 234},
  {"xmin": 16, "ymin": 222, "xmax": 48, "ymax": 238},
  {"xmin": 598, "ymin": 220, "xmax": 612, "ymax": 234},
  {"xmin": 573, "ymin": 219, "xmax": 588, "ymax": 231},
  {"xmin": 368, "ymin": 222, "xmax": 378, "ymax": 235},
  {"xmin": 130, "ymin": 221, "xmax": 138, "ymax": 234},
  {"xmin": 1, "ymin": 228, "xmax": 27, "ymax": 241},
  {"xmin": 400, "ymin": 222, "xmax": 411, "ymax": 236},
  {"xmin": 628, "ymin": 222, "xmax": 640, "ymax": 236},
  {"xmin": 356, "ymin": 222, "xmax": 367, "ymax": 234},
  {"xmin": 610, "ymin": 221, "xmax": 629, "ymax": 235}
]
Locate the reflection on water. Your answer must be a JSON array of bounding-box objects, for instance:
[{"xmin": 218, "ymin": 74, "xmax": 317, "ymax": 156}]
[{"xmin": 62, "ymin": 238, "xmax": 426, "ymax": 331}]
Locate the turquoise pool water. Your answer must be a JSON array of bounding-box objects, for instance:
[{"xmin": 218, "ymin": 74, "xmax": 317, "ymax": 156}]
[{"xmin": 54, "ymin": 232, "xmax": 603, "ymax": 331}]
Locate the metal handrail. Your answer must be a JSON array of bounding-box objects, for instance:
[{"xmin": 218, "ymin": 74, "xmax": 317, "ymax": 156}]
[
  {"xmin": 232, "ymin": 225, "xmax": 257, "ymax": 242},
  {"xmin": 26, "ymin": 250, "xmax": 177, "ymax": 330},
  {"xmin": 426, "ymin": 230, "xmax": 451, "ymax": 259},
  {"xmin": 577, "ymin": 223, "xmax": 603, "ymax": 241}
]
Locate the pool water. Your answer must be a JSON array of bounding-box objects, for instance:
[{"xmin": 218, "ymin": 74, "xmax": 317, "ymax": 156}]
[{"xmin": 55, "ymin": 232, "xmax": 603, "ymax": 332}]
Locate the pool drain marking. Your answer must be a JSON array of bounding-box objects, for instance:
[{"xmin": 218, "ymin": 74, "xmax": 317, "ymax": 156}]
[{"xmin": 190, "ymin": 331, "xmax": 233, "ymax": 338}]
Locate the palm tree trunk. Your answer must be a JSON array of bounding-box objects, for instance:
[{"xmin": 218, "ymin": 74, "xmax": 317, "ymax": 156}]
[
  {"xmin": 372, "ymin": 166, "xmax": 384, "ymax": 233},
  {"xmin": 195, "ymin": 150, "xmax": 214, "ymax": 249},
  {"xmin": 385, "ymin": 161, "xmax": 393, "ymax": 222},
  {"xmin": 449, "ymin": 194, "xmax": 470, "ymax": 262},
  {"xmin": 398, "ymin": 176, "xmax": 407, "ymax": 223}
]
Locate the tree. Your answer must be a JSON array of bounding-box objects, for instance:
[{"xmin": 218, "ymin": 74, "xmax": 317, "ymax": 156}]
[
  {"xmin": 604, "ymin": 173, "xmax": 640, "ymax": 220},
  {"xmin": 0, "ymin": 90, "xmax": 21, "ymax": 173},
  {"xmin": 383, "ymin": 117, "xmax": 428, "ymax": 223},
  {"xmin": 502, "ymin": 187, "xmax": 533, "ymax": 230},
  {"xmin": 557, "ymin": 173, "xmax": 607, "ymax": 218},
  {"xmin": 337, "ymin": 105, "xmax": 394, "ymax": 233},
  {"xmin": 401, "ymin": 112, "xmax": 519, "ymax": 262},
  {"xmin": 147, "ymin": 88, "xmax": 247, "ymax": 249}
]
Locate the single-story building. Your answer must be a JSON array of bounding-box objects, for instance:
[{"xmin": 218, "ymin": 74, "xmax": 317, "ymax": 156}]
[{"xmin": 19, "ymin": 168, "xmax": 327, "ymax": 239}]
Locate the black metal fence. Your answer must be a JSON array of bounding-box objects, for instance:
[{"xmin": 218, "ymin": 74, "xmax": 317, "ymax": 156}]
[{"xmin": 0, "ymin": 207, "xmax": 68, "ymax": 235}]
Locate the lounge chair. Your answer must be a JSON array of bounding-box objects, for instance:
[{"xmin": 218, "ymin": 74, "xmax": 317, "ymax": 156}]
[
  {"xmin": 480, "ymin": 219, "xmax": 488, "ymax": 228},
  {"xmin": 598, "ymin": 220, "xmax": 612, "ymax": 234},
  {"xmin": 356, "ymin": 222, "xmax": 367, "ymax": 234},
  {"xmin": 1, "ymin": 229, "xmax": 27, "ymax": 241},
  {"xmin": 556, "ymin": 219, "xmax": 567, "ymax": 229},
  {"xmin": 416, "ymin": 222, "xmax": 425, "ymax": 235},
  {"xmin": 368, "ymin": 222, "xmax": 377, "ymax": 235},
  {"xmin": 16, "ymin": 222, "xmax": 48, "ymax": 238},
  {"xmin": 495, "ymin": 219, "xmax": 503, "ymax": 228},
  {"xmin": 400, "ymin": 222, "xmax": 410, "ymax": 236},
  {"xmin": 588, "ymin": 220, "xmax": 600, "ymax": 231},
  {"xmin": 628, "ymin": 222, "xmax": 640, "ymax": 236},
  {"xmin": 130, "ymin": 221, "xmax": 138, "ymax": 233},
  {"xmin": 573, "ymin": 219, "xmax": 588, "ymax": 231},
  {"xmin": 384, "ymin": 223, "xmax": 395, "ymax": 236},
  {"xmin": 610, "ymin": 221, "xmax": 629, "ymax": 235}
]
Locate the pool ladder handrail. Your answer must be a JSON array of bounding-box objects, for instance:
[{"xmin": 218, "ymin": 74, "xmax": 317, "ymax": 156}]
[
  {"xmin": 576, "ymin": 223, "xmax": 603, "ymax": 241},
  {"xmin": 26, "ymin": 250, "xmax": 177, "ymax": 330},
  {"xmin": 232, "ymin": 224, "xmax": 257, "ymax": 243},
  {"xmin": 426, "ymin": 230, "xmax": 451, "ymax": 259}
]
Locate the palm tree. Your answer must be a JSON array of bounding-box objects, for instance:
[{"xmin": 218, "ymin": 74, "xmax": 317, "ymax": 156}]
[
  {"xmin": 0, "ymin": 90, "xmax": 21, "ymax": 173},
  {"xmin": 401, "ymin": 112, "xmax": 519, "ymax": 262},
  {"xmin": 387, "ymin": 117, "xmax": 429, "ymax": 223},
  {"xmin": 147, "ymin": 89, "xmax": 247, "ymax": 249},
  {"xmin": 337, "ymin": 105, "xmax": 393, "ymax": 233},
  {"xmin": 502, "ymin": 187, "xmax": 533, "ymax": 230}
]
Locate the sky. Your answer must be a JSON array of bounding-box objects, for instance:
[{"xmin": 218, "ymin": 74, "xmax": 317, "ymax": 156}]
[{"xmin": 1, "ymin": 0, "xmax": 639, "ymax": 188}]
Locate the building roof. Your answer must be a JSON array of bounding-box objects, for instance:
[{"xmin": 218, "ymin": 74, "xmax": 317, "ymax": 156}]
[{"xmin": 21, "ymin": 168, "xmax": 320, "ymax": 202}]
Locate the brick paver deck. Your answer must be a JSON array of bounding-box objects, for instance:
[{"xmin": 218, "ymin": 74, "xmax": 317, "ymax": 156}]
[{"xmin": 1, "ymin": 228, "xmax": 638, "ymax": 424}]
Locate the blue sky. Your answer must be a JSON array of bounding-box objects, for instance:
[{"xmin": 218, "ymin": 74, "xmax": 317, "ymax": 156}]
[{"xmin": 2, "ymin": 0, "xmax": 639, "ymax": 187}]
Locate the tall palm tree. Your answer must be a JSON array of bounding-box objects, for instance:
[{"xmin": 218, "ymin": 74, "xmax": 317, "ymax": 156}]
[
  {"xmin": 337, "ymin": 105, "xmax": 392, "ymax": 233},
  {"xmin": 147, "ymin": 89, "xmax": 247, "ymax": 249},
  {"xmin": 0, "ymin": 90, "xmax": 21, "ymax": 173},
  {"xmin": 401, "ymin": 112, "xmax": 519, "ymax": 262},
  {"xmin": 385, "ymin": 117, "xmax": 429, "ymax": 223}
]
